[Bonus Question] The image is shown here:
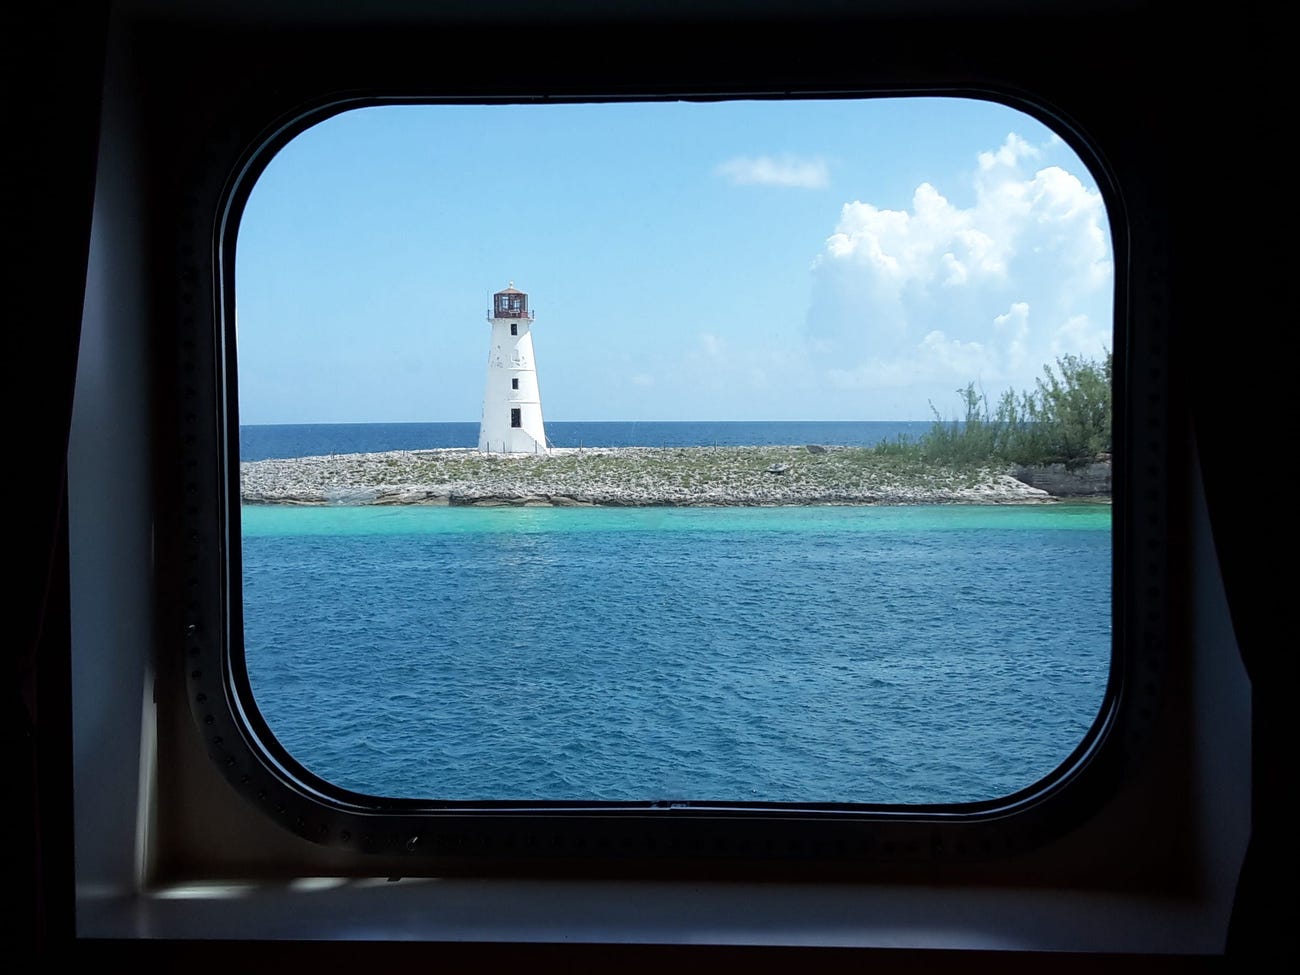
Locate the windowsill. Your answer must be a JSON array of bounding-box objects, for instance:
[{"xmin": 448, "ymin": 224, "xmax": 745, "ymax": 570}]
[{"xmin": 77, "ymin": 876, "xmax": 1231, "ymax": 953}]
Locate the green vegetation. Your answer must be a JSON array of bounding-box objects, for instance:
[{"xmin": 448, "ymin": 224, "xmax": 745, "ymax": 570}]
[{"xmin": 888, "ymin": 352, "xmax": 1112, "ymax": 470}]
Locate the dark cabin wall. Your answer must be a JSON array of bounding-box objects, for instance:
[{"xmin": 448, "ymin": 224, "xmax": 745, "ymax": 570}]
[
  {"xmin": 13, "ymin": 0, "xmax": 1275, "ymax": 967},
  {"xmin": 67, "ymin": 14, "xmax": 158, "ymax": 898}
]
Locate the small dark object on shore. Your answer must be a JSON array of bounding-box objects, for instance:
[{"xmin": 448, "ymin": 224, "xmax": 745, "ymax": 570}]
[{"xmin": 805, "ymin": 444, "xmax": 827, "ymax": 454}]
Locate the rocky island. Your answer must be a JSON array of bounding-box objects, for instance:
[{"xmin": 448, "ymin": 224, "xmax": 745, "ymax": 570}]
[{"xmin": 240, "ymin": 445, "xmax": 1111, "ymax": 507}]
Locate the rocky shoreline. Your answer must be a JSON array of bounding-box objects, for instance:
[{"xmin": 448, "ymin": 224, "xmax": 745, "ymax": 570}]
[{"xmin": 240, "ymin": 445, "xmax": 1111, "ymax": 507}]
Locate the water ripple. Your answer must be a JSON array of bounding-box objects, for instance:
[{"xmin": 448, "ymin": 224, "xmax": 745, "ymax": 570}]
[{"xmin": 244, "ymin": 505, "xmax": 1110, "ymax": 804}]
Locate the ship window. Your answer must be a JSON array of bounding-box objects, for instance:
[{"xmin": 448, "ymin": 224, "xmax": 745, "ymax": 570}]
[{"xmin": 224, "ymin": 95, "xmax": 1122, "ymax": 848}]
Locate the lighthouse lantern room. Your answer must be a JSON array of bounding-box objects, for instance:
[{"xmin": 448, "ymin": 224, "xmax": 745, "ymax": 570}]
[{"xmin": 478, "ymin": 283, "xmax": 548, "ymax": 453}]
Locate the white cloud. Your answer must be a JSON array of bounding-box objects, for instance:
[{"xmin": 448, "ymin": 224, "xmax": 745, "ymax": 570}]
[
  {"xmin": 822, "ymin": 179, "xmax": 1013, "ymax": 299},
  {"xmin": 993, "ymin": 301, "xmax": 1031, "ymax": 371},
  {"xmin": 807, "ymin": 130, "xmax": 1113, "ymax": 412},
  {"xmin": 978, "ymin": 132, "xmax": 1040, "ymax": 171},
  {"xmin": 1023, "ymin": 166, "xmax": 1112, "ymax": 291},
  {"xmin": 1049, "ymin": 314, "xmax": 1109, "ymax": 359},
  {"xmin": 920, "ymin": 330, "xmax": 993, "ymax": 376},
  {"xmin": 822, "ymin": 302, "xmax": 1035, "ymax": 402},
  {"xmin": 827, "ymin": 325, "xmax": 996, "ymax": 392},
  {"xmin": 716, "ymin": 155, "xmax": 830, "ymax": 189},
  {"xmin": 818, "ymin": 134, "xmax": 1108, "ymax": 300},
  {"xmin": 941, "ymin": 252, "xmax": 968, "ymax": 286}
]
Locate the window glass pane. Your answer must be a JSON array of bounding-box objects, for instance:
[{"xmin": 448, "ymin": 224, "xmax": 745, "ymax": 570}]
[{"xmin": 236, "ymin": 99, "xmax": 1113, "ymax": 803}]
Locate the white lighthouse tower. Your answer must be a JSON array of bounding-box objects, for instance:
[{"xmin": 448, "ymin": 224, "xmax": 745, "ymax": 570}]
[{"xmin": 478, "ymin": 282, "xmax": 548, "ymax": 453}]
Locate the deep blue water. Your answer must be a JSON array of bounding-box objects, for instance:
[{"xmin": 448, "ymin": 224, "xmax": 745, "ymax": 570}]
[
  {"xmin": 242, "ymin": 504, "xmax": 1111, "ymax": 805},
  {"xmin": 240, "ymin": 420, "xmax": 935, "ymax": 460}
]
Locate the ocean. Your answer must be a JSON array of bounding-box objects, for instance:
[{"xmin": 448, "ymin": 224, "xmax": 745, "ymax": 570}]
[{"xmin": 240, "ymin": 423, "xmax": 1111, "ymax": 805}]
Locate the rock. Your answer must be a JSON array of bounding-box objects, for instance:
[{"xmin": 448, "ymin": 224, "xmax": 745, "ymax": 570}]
[
  {"xmin": 1011, "ymin": 461, "xmax": 1111, "ymax": 497},
  {"xmin": 241, "ymin": 445, "xmax": 1082, "ymax": 508},
  {"xmin": 326, "ymin": 487, "xmax": 380, "ymax": 504}
]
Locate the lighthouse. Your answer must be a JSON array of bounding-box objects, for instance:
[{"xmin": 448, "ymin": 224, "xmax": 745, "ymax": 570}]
[{"xmin": 478, "ymin": 283, "xmax": 548, "ymax": 453}]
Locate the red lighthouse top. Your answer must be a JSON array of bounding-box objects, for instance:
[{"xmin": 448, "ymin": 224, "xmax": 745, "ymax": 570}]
[{"xmin": 492, "ymin": 283, "xmax": 532, "ymax": 320}]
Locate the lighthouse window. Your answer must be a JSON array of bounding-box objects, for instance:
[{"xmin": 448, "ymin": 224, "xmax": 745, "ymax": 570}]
[
  {"xmin": 510, "ymin": 323, "xmax": 518, "ymax": 335},
  {"xmin": 512, "ymin": 378, "xmax": 519, "ymax": 390},
  {"xmin": 510, "ymin": 408, "xmax": 522, "ymax": 428}
]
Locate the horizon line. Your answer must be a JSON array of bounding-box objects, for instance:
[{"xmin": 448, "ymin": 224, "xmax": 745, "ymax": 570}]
[{"xmin": 240, "ymin": 418, "xmax": 938, "ymax": 427}]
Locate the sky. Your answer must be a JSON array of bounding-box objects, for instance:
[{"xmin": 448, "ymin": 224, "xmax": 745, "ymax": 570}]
[{"xmin": 235, "ymin": 98, "xmax": 1113, "ymax": 424}]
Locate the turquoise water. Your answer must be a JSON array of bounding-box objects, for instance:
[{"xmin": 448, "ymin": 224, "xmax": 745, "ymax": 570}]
[
  {"xmin": 241, "ymin": 503, "xmax": 1111, "ymax": 804},
  {"xmin": 242, "ymin": 502, "xmax": 1111, "ymax": 536}
]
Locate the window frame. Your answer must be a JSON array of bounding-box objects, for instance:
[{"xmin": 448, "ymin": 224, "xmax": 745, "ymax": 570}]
[{"xmin": 171, "ymin": 42, "xmax": 1169, "ymax": 877}]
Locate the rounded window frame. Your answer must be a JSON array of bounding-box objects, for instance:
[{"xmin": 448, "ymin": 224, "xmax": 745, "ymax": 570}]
[{"xmin": 173, "ymin": 82, "xmax": 1163, "ymax": 875}]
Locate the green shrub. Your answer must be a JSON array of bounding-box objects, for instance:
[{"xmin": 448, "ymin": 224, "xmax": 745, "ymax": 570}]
[
  {"xmin": 919, "ymin": 351, "xmax": 1111, "ymax": 470},
  {"xmin": 1025, "ymin": 351, "xmax": 1112, "ymax": 467}
]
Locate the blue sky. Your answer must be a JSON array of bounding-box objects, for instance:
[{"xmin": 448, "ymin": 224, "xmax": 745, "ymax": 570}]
[{"xmin": 235, "ymin": 98, "xmax": 1112, "ymax": 424}]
